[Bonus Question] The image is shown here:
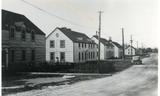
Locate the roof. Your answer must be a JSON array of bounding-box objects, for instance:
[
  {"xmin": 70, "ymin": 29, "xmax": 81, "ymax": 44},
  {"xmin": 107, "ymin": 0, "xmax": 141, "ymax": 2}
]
[
  {"xmin": 47, "ymin": 27, "xmax": 95, "ymax": 44},
  {"xmin": 112, "ymin": 42, "xmax": 122, "ymax": 49},
  {"xmin": 93, "ymin": 35, "xmax": 114, "ymax": 47},
  {"xmin": 125, "ymin": 45, "xmax": 136, "ymax": 50},
  {"xmin": 2, "ymin": 10, "xmax": 45, "ymax": 35}
]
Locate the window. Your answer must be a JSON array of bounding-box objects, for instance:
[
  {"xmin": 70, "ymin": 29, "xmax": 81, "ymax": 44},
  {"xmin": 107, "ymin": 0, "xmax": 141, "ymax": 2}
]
[
  {"xmin": 31, "ymin": 50, "xmax": 35, "ymax": 61},
  {"xmin": 85, "ymin": 52, "xmax": 87, "ymax": 60},
  {"xmin": 82, "ymin": 43, "xmax": 84, "ymax": 48},
  {"xmin": 22, "ymin": 50, "xmax": 26, "ymax": 61},
  {"xmin": 11, "ymin": 50, "xmax": 15, "ymax": 62},
  {"xmin": 60, "ymin": 52, "xmax": 65, "ymax": 62},
  {"xmin": 31, "ymin": 30, "xmax": 35, "ymax": 41},
  {"xmin": 21, "ymin": 30, "xmax": 26, "ymax": 41},
  {"xmin": 50, "ymin": 52, "xmax": 55, "ymax": 61},
  {"xmin": 10, "ymin": 27, "xmax": 15, "ymax": 39},
  {"xmin": 50, "ymin": 40, "xmax": 55, "ymax": 48},
  {"xmin": 60, "ymin": 40, "xmax": 65, "ymax": 48},
  {"xmin": 79, "ymin": 43, "xmax": 81, "ymax": 48},
  {"xmin": 79, "ymin": 52, "xmax": 81, "ymax": 61},
  {"xmin": 82, "ymin": 52, "xmax": 84, "ymax": 61},
  {"xmin": 85, "ymin": 44, "xmax": 86, "ymax": 48},
  {"xmin": 88, "ymin": 52, "xmax": 90, "ymax": 59},
  {"xmin": 93, "ymin": 52, "xmax": 95, "ymax": 58}
]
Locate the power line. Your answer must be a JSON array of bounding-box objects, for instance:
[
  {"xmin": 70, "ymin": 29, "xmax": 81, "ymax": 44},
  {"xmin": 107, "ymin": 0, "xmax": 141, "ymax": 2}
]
[{"xmin": 20, "ymin": 0, "xmax": 96, "ymax": 29}]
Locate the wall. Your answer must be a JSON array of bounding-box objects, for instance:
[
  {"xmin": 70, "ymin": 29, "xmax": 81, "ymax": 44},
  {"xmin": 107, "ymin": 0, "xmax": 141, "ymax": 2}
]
[
  {"xmin": 2, "ymin": 29, "xmax": 46, "ymax": 69},
  {"xmin": 91, "ymin": 37, "xmax": 105, "ymax": 60},
  {"xmin": 125, "ymin": 47, "xmax": 136, "ymax": 56},
  {"xmin": 73, "ymin": 43, "xmax": 97, "ymax": 63}
]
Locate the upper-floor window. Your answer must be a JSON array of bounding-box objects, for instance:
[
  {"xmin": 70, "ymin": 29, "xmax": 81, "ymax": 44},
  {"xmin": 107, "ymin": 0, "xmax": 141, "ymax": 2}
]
[
  {"xmin": 50, "ymin": 40, "xmax": 55, "ymax": 48},
  {"xmin": 21, "ymin": 30, "xmax": 26, "ymax": 41},
  {"xmin": 82, "ymin": 43, "xmax": 84, "ymax": 48},
  {"xmin": 31, "ymin": 30, "xmax": 35, "ymax": 41},
  {"xmin": 85, "ymin": 44, "xmax": 86, "ymax": 48},
  {"xmin": 79, "ymin": 43, "xmax": 81, "ymax": 48},
  {"xmin": 9, "ymin": 26, "xmax": 15, "ymax": 39},
  {"xmin": 60, "ymin": 40, "xmax": 65, "ymax": 48}
]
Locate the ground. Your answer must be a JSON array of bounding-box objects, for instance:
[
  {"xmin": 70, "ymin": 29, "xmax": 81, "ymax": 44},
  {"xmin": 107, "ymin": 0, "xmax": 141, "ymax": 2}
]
[{"xmin": 3, "ymin": 53, "xmax": 158, "ymax": 96}]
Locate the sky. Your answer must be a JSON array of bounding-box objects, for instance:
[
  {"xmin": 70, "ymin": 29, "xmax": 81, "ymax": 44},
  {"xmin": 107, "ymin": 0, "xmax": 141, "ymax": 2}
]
[{"xmin": 2, "ymin": 0, "xmax": 159, "ymax": 48}]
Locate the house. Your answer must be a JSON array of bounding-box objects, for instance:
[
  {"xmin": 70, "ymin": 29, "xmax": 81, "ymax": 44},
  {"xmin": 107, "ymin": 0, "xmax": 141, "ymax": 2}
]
[
  {"xmin": 91, "ymin": 35, "xmax": 114, "ymax": 60},
  {"xmin": 2, "ymin": 10, "xmax": 46, "ymax": 70},
  {"xmin": 46, "ymin": 27, "xmax": 97, "ymax": 63},
  {"xmin": 109, "ymin": 39, "xmax": 123, "ymax": 58},
  {"xmin": 125, "ymin": 45, "xmax": 136, "ymax": 56}
]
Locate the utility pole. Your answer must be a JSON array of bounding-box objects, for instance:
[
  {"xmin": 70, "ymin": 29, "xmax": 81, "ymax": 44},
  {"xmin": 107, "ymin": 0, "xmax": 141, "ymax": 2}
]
[
  {"xmin": 137, "ymin": 41, "xmax": 138, "ymax": 49},
  {"xmin": 130, "ymin": 35, "xmax": 133, "ymax": 58},
  {"xmin": 98, "ymin": 11, "xmax": 103, "ymax": 73},
  {"xmin": 121, "ymin": 27, "xmax": 125, "ymax": 60}
]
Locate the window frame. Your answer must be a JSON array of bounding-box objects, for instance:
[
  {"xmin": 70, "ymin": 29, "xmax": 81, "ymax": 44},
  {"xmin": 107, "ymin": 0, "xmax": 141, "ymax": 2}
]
[
  {"xmin": 60, "ymin": 40, "xmax": 65, "ymax": 48},
  {"xmin": 50, "ymin": 52, "xmax": 55, "ymax": 61},
  {"xmin": 21, "ymin": 29, "xmax": 26, "ymax": 41},
  {"xmin": 60, "ymin": 52, "xmax": 65, "ymax": 62},
  {"xmin": 31, "ymin": 30, "xmax": 35, "ymax": 41},
  {"xmin": 9, "ymin": 26, "xmax": 15, "ymax": 39},
  {"xmin": 50, "ymin": 40, "xmax": 55, "ymax": 48}
]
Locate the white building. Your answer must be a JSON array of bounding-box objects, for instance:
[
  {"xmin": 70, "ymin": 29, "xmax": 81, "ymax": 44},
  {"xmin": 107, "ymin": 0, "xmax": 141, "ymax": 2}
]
[
  {"xmin": 125, "ymin": 45, "xmax": 136, "ymax": 56},
  {"xmin": 91, "ymin": 35, "xmax": 114, "ymax": 60},
  {"xmin": 109, "ymin": 39, "xmax": 123, "ymax": 58},
  {"xmin": 46, "ymin": 27, "xmax": 97, "ymax": 63}
]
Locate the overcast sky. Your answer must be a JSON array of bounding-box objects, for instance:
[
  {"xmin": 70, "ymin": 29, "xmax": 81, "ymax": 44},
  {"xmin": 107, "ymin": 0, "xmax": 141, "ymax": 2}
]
[{"xmin": 2, "ymin": 0, "xmax": 159, "ymax": 48}]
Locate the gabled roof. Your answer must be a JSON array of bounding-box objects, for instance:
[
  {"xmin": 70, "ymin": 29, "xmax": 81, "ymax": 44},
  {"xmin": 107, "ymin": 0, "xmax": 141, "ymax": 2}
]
[
  {"xmin": 112, "ymin": 42, "xmax": 122, "ymax": 49},
  {"xmin": 47, "ymin": 27, "xmax": 95, "ymax": 44},
  {"xmin": 2, "ymin": 9, "xmax": 45, "ymax": 35},
  {"xmin": 125, "ymin": 45, "xmax": 136, "ymax": 50},
  {"xmin": 92, "ymin": 35, "xmax": 114, "ymax": 47}
]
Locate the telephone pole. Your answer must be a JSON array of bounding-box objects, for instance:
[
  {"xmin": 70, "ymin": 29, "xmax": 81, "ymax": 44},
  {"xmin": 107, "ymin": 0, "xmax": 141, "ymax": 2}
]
[
  {"xmin": 98, "ymin": 11, "xmax": 103, "ymax": 73},
  {"xmin": 121, "ymin": 27, "xmax": 125, "ymax": 60},
  {"xmin": 137, "ymin": 41, "xmax": 138, "ymax": 49},
  {"xmin": 130, "ymin": 35, "xmax": 133, "ymax": 58}
]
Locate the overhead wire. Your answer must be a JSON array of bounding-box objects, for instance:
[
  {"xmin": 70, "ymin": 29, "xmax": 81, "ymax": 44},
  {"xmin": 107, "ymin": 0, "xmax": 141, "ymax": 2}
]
[{"xmin": 21, "ymin": 0, "xmax": 97, "ymax": 29}]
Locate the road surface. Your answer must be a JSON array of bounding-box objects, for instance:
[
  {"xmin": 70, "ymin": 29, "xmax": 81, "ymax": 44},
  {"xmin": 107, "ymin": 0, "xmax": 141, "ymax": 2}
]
[{"xmin": 8, "ymin": 53, "xmax": 158, "ymax": 96}]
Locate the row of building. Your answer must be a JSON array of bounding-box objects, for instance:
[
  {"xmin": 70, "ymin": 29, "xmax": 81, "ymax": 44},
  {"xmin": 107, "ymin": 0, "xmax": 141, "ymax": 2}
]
[{"xmin": 2, "ymin": 10, "xmax": 137, "ymax": 70}]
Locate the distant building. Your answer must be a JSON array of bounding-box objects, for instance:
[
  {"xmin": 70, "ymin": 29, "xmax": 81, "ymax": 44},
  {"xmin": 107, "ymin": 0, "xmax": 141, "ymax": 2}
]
[
  {"xmin": 2, "ymin": 10, "xmax": 46, "ymax": 70},
  {"xmin": 125, "ymin": 45, "xmax": 136, "ymax": 56},
  {"xmin": 111, "ymin": 41, "xmax": 123, "ymax": 58},
  {"xmin": 91, "ymin": 35, "xmax": 114, "ymax": 60},
  {"xmin": 46, "ymin": 27, "xmax": 97, "ymax": 63}
]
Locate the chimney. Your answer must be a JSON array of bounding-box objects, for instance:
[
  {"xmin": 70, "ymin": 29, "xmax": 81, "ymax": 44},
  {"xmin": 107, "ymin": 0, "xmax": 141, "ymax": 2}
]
[{"xmin": 109, "ymin": 36, "xmax": 112, "ymax": 41}]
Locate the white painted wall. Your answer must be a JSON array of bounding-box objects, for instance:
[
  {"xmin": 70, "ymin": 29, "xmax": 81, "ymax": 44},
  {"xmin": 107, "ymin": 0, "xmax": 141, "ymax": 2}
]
[
  {"xmin": 91, "ymin": 37, "xmax": 105, "ymax": 60},
  {"xmin": 125, "ymin": 47, "xmax": 136, "ymax": 55},
  {"xmin": 46, "ymin": 28, "xmax": 73, "ymax": 62}
]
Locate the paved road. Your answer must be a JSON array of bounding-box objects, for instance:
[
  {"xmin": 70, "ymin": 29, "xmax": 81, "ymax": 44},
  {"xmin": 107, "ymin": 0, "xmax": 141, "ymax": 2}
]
[{"xmin": 8, "ymin": 53, "xmax": 158, "ymax": 96}]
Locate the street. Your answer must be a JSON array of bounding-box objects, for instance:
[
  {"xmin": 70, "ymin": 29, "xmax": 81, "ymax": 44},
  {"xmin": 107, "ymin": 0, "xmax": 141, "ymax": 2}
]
[{"xmin": 7, "ymin": 53, "xmax": 158, "ymax": 96}]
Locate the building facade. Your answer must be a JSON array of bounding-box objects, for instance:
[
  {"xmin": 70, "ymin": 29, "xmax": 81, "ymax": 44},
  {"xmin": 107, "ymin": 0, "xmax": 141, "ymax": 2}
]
[
  {"xmin": 125, "ymin": 45, "xmax": 136, "ymax": 56},
  {"xmin": 2, "ymin": 10, "xmax": 46, "ymax": 70},
  {"xmin": 91, "ymin": 35, "xmax": 114, "ymax": 60},
  {"xmin": 46, "ymin": 27, "xmax": 97, "ymax": 63}
]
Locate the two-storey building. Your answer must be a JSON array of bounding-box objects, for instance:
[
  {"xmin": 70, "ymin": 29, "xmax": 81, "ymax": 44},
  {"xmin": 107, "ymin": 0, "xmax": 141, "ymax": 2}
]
[
  {"xmin": 125, "ymin": 45, "xmax": 136, "ymax": 56},
  {"xmin": 2, "ymin": 10, "xmax": 46, "ymax": 70},
  {"xmin": 91, "ymin": 35, "xmax": 114, "ymax": 60},
  {"xmin": 46, "ymin": 27, "xmax": 97, "ymax": 63}
]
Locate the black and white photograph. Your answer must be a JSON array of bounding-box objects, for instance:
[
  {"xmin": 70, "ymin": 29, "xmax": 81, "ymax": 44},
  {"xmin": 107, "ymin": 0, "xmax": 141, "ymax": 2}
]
[{"xmin": 1, "ymin": 0, "xmax": 158, "ymax": 96}]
